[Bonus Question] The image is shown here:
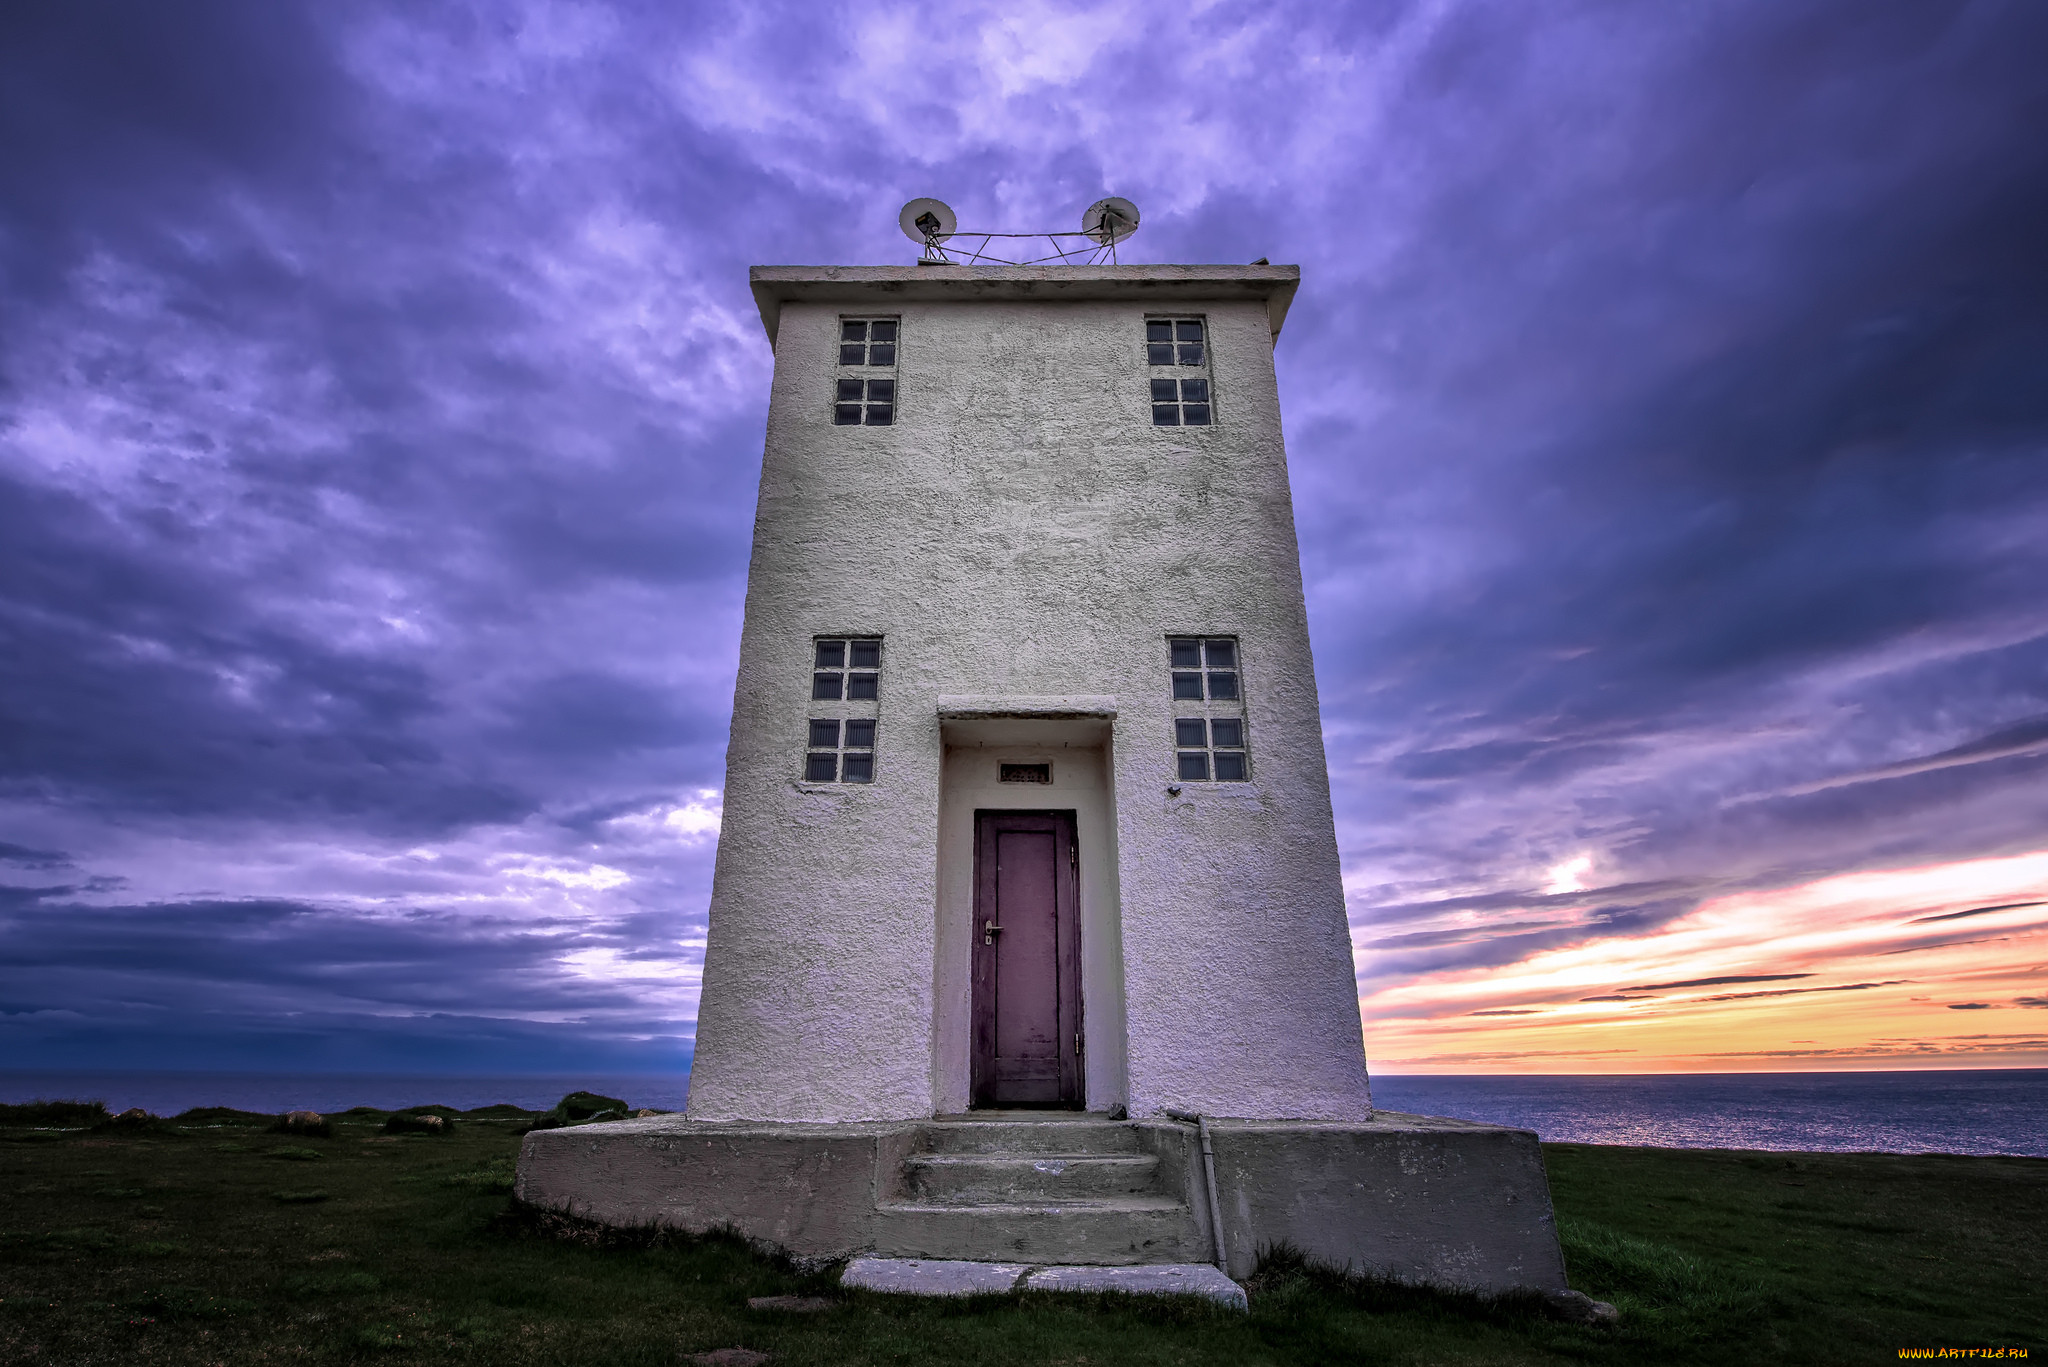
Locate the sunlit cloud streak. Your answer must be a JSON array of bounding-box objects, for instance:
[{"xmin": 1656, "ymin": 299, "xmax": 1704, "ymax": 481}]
[{"xmin": 1365, "ymin": 852, "xmax": 2048, "ymax": 1071}]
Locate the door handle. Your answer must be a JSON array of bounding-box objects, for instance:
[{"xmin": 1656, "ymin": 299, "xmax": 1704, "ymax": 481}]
[{"xmin": 983, "ymin": 920, "xmax": 1002, "ymax": 945}]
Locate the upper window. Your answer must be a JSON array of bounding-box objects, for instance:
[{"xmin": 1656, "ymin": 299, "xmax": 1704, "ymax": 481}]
[
  {"xmin": 836, "ymin": 318, "xmax": 897, "ymax": 426},
  {"xmin": 840, "ymin": 318, "xmax": 897, "ymax": 366},
  {"xmin": 1147, "ymin": 318, "xmax": 1212, "ymax": 426},
  {"xmin": 812, "ymin": 637, "xmax": 882, "ymax": 701},
  {"xmin": 1147, "ymin": 318, "xmax": 1205, "ymax": 367},
  {"xmin": 1169, "ymin": 637, "xmax": 1238, "ymax": 701}
]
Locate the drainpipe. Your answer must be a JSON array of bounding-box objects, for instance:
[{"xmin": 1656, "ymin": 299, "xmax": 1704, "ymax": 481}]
[{"xmin": 1163, "ymin": 1108, "xmax": 1228, "ymax": 1276}]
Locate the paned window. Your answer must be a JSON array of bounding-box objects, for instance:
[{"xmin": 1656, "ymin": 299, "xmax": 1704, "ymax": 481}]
[
  {"xmin": 835, "ymin": 318, "xmax": 897, "ymax": 426},
  {"xmin": 839, "ymin": 318, "xmax": 897, "ymax": 366},
  {"xmin": 1169, "ymin": 637, "xmax": 1238, "ymax": 701},
  {"xmin": 1150, "ymin": 377, "xmax": 1211, "ymax": 426},
  {"xmin": 812, "ymin": 637, "xmax": 882, "ymax": 700},
  {"xmin": 1169, "ymin": 636, "xmax": 1248, "ymax": 782},
  {"xmin": 804, "ymin": 636, "xmax": 881, "ymax": 783},
  {"xmin": 1147, "ymin": 318, "xmax": 1205, "ymax": 367},
  {"xmin": 834, "ymin": 376, "xmax": 894, "ymax": 426},
  {"xmin": 1174, "ymin": 716, "xmax": 1248, "ymax": 782},
  {"xmin": 804, "ymin": 717, "xmax": 876, "ymax": 784},
  {"xmin": 1147, "ymin": 318, "xmax": 1212, "ymax": 427}
]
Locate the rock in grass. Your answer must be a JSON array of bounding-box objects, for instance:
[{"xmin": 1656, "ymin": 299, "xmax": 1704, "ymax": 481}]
[
  {"xmin": 270, "ymin": 1110, "xmax": 332, "ymax": 1137},
  {"xmin": 97, "ymin": 1108, "xmax": 184, "ymax": 1137},
  {"xmin": 1542, "ymin": 1288, "xmax": 1621, "ymax": 1325},
  {"xmin": 382, "ymin": 1111, "xmax": 448, "ymax": 1135}
]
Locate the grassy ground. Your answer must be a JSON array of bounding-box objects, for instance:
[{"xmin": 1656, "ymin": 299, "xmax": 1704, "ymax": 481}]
[{"xmin": 0, "ymin": 1102, "xmax": 2040, "ymax": 1365}]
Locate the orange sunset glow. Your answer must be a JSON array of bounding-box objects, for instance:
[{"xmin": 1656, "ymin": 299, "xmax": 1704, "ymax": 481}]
[{"xmin": 1360, "ymin": 851, "xmax": 2048, "ymax": 1073}]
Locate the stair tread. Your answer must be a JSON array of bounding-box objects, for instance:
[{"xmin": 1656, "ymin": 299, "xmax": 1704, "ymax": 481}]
[
  {"xmin": 878, "ymin": 1197, "xmax": 1189, "ymax": 1214},
  {"xmin": 916, "ymin": 1130, "xmax": 1141, "ymax": 1136},
  {"xmin": 930, "ymin": 1112, "xmax": 1122, "ymax": 1121},
  {"xmin": 920, "ymin": 1127, "xmax": 1143, "ymax": 1154},
  {"xmin": 906, "ymin": 1153, "xmax": 1156, "ymax": 1165},
  {"xmin": 914, "ymin": 1133, "xmax": 1140, "ymax": 1139}
]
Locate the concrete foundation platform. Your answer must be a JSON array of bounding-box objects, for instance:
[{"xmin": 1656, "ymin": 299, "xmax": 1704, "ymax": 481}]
[{"xmin": 514, "ymin": 1109, "xmax": 1567, "ymax": 1293}]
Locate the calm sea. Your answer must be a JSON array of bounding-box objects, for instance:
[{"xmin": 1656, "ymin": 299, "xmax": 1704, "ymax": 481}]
[
  {"xmin": 3, "ymin": 1068, "xmax": 2042, "ymax": 1157},
  {"xmin": 0, "ymin": 1072, "xmax": 691, "ymax": 1117},
  {"xmin": 1369, "ymin": 1070, "xmax": 2048, "ymax": 1158}
]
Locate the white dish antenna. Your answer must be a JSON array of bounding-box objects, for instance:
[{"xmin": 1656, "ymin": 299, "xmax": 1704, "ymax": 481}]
[
  {"xmin": 893, "ymin": 196, "xmax": 1138, "ymax": 265},
  {"xmin": 898, "ymin": 198, "xmax": 958, "ymax": 245},
  {"xmin": 1082, "ymin": 196, "xmax": 1140, "ymax": 246}
]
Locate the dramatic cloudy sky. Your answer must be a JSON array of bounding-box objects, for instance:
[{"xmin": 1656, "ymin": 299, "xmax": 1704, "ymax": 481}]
[{"xmin": 4, "ymin": 0, "xmax": 2045, "ymax": 1079}]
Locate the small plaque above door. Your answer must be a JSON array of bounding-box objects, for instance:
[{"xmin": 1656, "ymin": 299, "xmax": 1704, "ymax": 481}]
[{"xmin": 999, "ymin": 763, "xmax": 1052, "ymax": 784}]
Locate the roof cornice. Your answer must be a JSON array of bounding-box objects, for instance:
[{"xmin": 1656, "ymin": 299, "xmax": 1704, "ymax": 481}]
[{"xmin": 748, "ymin": 264, "xmax": 1300, "ymax": 347}]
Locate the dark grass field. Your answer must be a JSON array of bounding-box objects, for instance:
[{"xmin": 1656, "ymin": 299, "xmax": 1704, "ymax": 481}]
[{"xmin": 1, "ymin": 1101, "xmax": 2041, "ymax": 1365}]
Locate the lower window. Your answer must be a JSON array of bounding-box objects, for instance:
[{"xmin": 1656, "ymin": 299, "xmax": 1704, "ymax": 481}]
[
  {"xmin": 834, "ymin": 378, "xmax": 895, "ymax": 426},
  {"xmin": 1150, "ymin": 377, "xmax": 1211, "ymax": 426},
  {"xmin": 805, "ymin": 718, "xmax": 876, "ymax": 782},
  {"xmin": 1174, "ymin": 716, "xmax": 1247, "ymax": 782}
]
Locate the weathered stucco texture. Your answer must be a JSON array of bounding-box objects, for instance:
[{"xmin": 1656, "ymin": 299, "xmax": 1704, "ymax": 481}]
[
  {"xmin": 686, "ymin": 265, "xmax": 1372, "ymax": 1123},
  {"xmin": 516, "ymin": 1115, "xmax": 910, "ymax": 1249},
  {"xmin": 1204, "ymin": 1115, "xmax": 1570, "ymax": 1290}
]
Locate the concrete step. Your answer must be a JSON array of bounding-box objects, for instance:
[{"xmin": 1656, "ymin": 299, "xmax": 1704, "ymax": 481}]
[
  {"xmin": 871, "ymin": 1196, "xmax": 1207, "ymax": 1266},
  {"xmin": 919, "ymin": 1118, "xmax": 1141, "ymax": 1156},
  {"xmin": 903, "ymin": 1152, "xmax": 1162, "ymax": 1203},
  {"xmin": 841, "ymin": 1258, "xmax": 1246, "ymax": 1309}
]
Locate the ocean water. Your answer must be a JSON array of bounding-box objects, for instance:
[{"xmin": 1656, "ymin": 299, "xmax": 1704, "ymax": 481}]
[
  {"xmin": 0, "ymin": 1071, "xmax": 690, "ymax": 1117},
  {"xmin": 4, "ymin": 1068, "xmax": 2043, "ymax": 1157},
  {"xmin": 1368, "ymin": 1069, "xmax": 2048, "ymax": 1158}
]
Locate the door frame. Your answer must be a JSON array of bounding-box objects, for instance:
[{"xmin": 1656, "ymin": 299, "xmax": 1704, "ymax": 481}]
[{"xmin": 970, "ymin": 809, "xmax": 1083, "ymax": 1109}]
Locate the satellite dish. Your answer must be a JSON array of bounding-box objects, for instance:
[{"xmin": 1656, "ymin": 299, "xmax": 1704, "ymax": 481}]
[
  {"xmin": 1082, "ymin": 196, "xmax": 1140, "ymax": 246},
  {"xmin": 898, "ymin": 198, "xmax": 957, "ymax": 244}
]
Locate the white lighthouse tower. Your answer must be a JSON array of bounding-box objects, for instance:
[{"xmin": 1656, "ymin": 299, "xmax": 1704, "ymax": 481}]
[
  {"xmin": 520, "ymin": 203, "xmax": 1567, "ymax": 1296},
  {"xmin": 687, "ymin": 249, "xmax": 1371, "ymax": 1126}
]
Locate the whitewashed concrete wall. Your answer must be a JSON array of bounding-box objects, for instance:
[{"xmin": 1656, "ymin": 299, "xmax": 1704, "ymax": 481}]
[{"xmin": 685, "ymin": 267, "xmax": 1372, "ymax": 1122}]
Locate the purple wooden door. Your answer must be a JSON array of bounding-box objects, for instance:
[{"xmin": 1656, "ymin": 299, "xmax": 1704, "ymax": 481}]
[{"xmin": 972, "ymin": 810, "xmax": 1082, "ymax": 1108}]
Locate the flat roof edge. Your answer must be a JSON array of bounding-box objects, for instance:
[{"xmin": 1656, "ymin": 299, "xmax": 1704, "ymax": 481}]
[{"xmin": 749, "ymin": 264, "xmax": 1300, "ymax": 346}]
